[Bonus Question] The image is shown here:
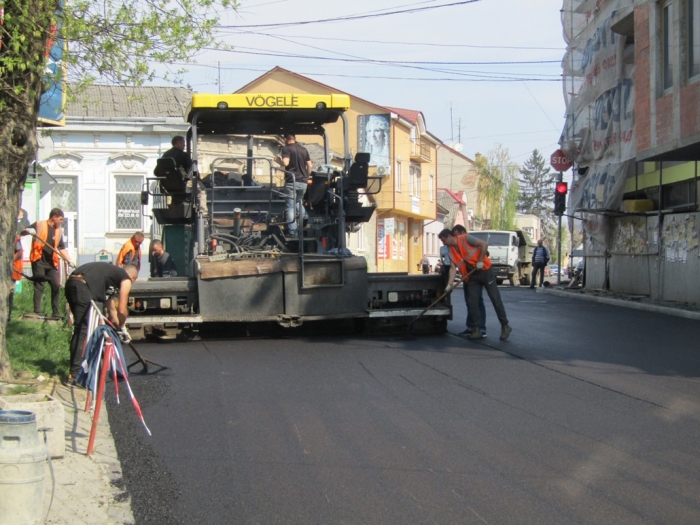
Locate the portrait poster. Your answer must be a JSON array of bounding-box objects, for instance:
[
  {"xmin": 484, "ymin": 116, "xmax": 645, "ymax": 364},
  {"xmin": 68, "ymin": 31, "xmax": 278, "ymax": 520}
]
[{"xmin": 358, "ymin": 114, "xmax": 391, "ymax": 168}]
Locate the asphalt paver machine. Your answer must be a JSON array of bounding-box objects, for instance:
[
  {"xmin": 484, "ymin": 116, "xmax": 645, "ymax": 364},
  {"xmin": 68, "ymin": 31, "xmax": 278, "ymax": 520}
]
[{"xmin": 127, "ymin": 93, "xmax": 451, "ymax": 338}]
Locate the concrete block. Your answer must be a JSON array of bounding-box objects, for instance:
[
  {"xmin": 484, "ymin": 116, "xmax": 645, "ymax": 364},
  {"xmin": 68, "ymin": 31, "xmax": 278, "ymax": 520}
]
[
  {"xmin": 622, "ymin": 199, "xmax": 654, "ymax": 212},
  {"xmin": 0, "ymin": 394, "xmax": 65, "ymax": 458}
]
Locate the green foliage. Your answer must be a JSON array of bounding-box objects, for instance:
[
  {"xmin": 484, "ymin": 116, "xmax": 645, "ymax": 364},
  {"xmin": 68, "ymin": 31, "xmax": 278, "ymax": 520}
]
[
  {"xmin": 1, "ymin": 0, "xmax": 238, "ymax": 103},
  {"xmin": 476, "ymin": 145, "xmax": 520, "ymax": 230},
  {"xmin": 7, "ymin": 282, "xmax": 71, "ymax": 378},
  {"xmin": 63, "ymin": 0, "xmax": 238, "ymax": 86},
  {"xmin": 10, "ymin": 279, "xmax": 67, "ymax": 320},
  {"xmin": 0, "ymin": 0, "xmax": 238, "ymax": 380},
  {"xmin": 517, "ymin": 149, "xmax": 557, "ymax": 243}
]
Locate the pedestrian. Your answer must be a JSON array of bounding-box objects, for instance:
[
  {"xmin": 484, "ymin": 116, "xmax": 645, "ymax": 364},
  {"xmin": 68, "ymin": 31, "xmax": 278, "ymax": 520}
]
[
  {"xmin": 116, "ymin": 232, "xmax": 144, "ymax": 272},
  {"xmin": 9, "ymin": 235, "xmax": 24, "ymax": 319},
  {"xmin": 452, "ymin": 224, "xmax": 487, "ymax": 338},
  {"xmin": 150, "ymin": 240, "xmax": 177, "ymax": 277},
  {"xmin": 439, "ymin": 228, "xmax": 512, "ymax": 340},
  {"xmin": 274, "ymin": 133, "xmax": 313, "ymax": 237},
  {"xmin": 64, "ymin": 262, "xmax": 138, "ymax": 385},
  {"xmin": 438, "ymin": 243, "xmax": 451, "ymax": 286},
  {"xmin": 568, "ymin": 258, "xmax": 585, "ymax": 288},
  {"xmin": 16, "ymin": 207, "xmax": 30, "ymax": 234},
  {"xmin": 21, "ymin": 208, "xmax": 75, "ymax": 319},
  {"xmin": 529, "ymin": 239, "xmax": 550, "ymax": 288},
  {"xmin": 420, "ymin": 254, "xmax": 430, "ymax": 274}
]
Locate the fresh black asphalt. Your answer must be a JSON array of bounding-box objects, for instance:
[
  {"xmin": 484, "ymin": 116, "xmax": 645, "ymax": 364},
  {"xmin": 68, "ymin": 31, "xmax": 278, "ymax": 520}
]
[{"xmin": 107, "ymin": 287, "xmax": 700, "ymax": 524}]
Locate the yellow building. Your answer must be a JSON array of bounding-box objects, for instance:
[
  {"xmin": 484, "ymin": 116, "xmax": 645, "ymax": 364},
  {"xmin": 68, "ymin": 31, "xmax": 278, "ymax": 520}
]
[{"xmin": 235, "ymin": 67, "xmax": 439, "ymax": 274}]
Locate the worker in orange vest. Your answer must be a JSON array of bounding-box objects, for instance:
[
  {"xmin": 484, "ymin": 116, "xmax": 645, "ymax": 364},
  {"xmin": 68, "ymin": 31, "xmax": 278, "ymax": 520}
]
[
  {"xmin": 116, "ymin": 232, "xmax": 144, "ymax": 271},
  {"xmin": 438, "ymin": 228, "xmax": 512, "ymax": 341},
  {"xmin": 21, "ymin": 208, "xmax": 75, "ymax": 319}
]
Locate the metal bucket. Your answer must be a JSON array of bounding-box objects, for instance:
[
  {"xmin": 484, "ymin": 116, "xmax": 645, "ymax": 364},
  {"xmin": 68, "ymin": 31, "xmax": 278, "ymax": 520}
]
[{"xmin": 0, "ymin": 410, "xmax": 47, "ymax": 525}]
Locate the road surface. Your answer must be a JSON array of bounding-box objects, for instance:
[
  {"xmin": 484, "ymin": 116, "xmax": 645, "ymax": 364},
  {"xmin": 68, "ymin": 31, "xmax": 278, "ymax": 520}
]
[{"xmin": 107, "ymin": 288, "xmax": 700, "ymax": 524}]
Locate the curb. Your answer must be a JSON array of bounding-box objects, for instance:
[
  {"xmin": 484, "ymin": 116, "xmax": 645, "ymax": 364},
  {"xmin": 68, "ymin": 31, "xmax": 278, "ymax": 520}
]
[{"xmin": 537, "ymin": 287, "xmax": 700, "ymax": 321}]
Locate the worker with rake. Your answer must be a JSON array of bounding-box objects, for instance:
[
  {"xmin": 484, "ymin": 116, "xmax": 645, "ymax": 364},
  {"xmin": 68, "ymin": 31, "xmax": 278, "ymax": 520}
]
[{"xmin": 438, "ymin": 228, "xmax": 512, "ymax": 341}]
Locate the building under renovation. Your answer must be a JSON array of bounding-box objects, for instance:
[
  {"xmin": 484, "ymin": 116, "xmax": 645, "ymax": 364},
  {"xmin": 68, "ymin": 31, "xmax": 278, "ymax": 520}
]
[{"xmin": 560, "ymin": 0, "xmax": 700, "ymax": 303}]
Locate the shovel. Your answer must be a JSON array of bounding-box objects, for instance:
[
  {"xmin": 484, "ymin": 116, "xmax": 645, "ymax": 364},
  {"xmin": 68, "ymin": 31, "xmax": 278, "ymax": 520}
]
[
  {"xmin": 29, "ymin": 233, "xmax": 76, "ymax": 269},
  {"xmin": 405, "ymin": 267, "xmax": 477, "ymax": 337}
]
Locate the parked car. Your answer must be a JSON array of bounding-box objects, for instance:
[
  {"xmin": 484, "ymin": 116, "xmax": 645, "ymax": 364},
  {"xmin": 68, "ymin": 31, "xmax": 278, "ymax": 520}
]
[{"xmin": 548, "ymin": 264, "xmax": 560, "ymax": 276}]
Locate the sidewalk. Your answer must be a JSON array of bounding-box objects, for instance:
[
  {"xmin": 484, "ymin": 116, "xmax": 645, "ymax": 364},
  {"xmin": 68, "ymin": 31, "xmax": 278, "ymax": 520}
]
[
  {"xmin": 45, "ymin": 383, "xmax": 135, "ymax": 524},
  {"xmin": 0, "ymin": 381, "xmax": 134, "ymax": 524},
  {"xmin": 537, "ymin": 284, "xmax": 700, "ymax": 321}
]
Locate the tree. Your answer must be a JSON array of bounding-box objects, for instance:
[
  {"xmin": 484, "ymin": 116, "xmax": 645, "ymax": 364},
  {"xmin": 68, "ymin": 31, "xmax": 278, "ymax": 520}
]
[
  {"xmin": 517, "ymin": 149, "xmax": 557, "ymax": 243},
  {"xmin": 475, "ymin": 144, "xmax": 520, "ymax": 230},
  {"xmin": 0, "ymin": 0, "xmax": 237, "ymax": 381}
]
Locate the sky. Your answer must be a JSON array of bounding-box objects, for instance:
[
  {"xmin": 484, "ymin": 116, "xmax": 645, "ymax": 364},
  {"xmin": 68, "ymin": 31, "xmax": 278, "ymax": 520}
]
[{"xmin": 163, "ymin": 0, "xmax": 567, "ymax": 167}]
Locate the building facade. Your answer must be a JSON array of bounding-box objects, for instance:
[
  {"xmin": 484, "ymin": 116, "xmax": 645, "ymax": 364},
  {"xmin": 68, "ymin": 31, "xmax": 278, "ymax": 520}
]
[
  {"xmin": 31, "ymin": 85, "xmax": 191, "ymax": 274},
  {"xmin": 560, "ymin": 0, "xmax": 700, "ymax": 303}
]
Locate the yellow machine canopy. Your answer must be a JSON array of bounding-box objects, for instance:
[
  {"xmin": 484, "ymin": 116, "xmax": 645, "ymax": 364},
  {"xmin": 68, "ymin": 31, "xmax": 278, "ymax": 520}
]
[{"xmin": 187, "ymin": 93, "xmax": 351, "ymax": 136}]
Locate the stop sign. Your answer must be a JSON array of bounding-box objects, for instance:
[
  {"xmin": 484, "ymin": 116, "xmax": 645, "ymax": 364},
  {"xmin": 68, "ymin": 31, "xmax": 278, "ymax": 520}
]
[{"xmin": 550, "ymin": 149, "xmax": 573, "ymax": 172}]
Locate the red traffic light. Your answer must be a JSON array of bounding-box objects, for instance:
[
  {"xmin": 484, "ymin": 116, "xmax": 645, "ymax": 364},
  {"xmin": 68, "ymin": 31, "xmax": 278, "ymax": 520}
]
[{"xmin": 556, "ymin": 182, "xmax": 568, "ymax": 194}]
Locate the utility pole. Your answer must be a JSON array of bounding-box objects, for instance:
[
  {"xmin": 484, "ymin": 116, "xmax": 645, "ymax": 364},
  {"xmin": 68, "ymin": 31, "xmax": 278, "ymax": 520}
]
[
  {"xmin": 557, "ymin": 171, "xmax": 562, "ymax": 286},
  {"xmin": 450, "ymin": 102, "xmax": 454, "ymax": 143}
]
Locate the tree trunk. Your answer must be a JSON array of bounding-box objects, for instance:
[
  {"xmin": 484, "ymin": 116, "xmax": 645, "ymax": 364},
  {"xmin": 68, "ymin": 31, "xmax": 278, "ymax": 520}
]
[{"xmin": 0, "ymin": 0, "xmax": 58, "ymax": 381}]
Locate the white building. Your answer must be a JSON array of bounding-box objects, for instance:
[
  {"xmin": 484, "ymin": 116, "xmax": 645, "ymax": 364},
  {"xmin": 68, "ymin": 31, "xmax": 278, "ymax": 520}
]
[{"xmin": 33, "ymin": 85, "xmax": 191, "ymax": 272}]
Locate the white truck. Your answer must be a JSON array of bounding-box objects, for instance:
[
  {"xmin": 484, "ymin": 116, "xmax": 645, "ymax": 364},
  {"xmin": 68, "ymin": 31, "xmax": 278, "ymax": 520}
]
[{"xmin": 468, "ymin": 229, "xmax": 536, "ymax": 286}]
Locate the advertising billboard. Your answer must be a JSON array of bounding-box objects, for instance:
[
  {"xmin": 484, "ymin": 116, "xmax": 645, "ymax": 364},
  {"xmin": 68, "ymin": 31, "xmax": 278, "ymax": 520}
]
[
  {"xmin": 38, "ymin": 7, "xmax": 66, "ymax": 126},
  {"xmin": 358, "ymin": 114, "xmax": 390, "ymax": 169}
]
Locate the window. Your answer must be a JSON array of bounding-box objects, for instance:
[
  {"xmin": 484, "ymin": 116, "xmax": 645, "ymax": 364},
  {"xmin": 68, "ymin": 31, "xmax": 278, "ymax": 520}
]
[
  {"xmin": 415, "ymin": 165, "xmax": 421, "ymax": 197},
  {"xmin": 409, "ymin": 163, "xmax": 421, "ymax": 197},
  {"xmin": 690, "ymin": 0, "xmax": 700, "ymax": 78},
  {"xmin": 395, "ymin": 160, "xmax": 402, "ymax": 192},
  {"xmin": 662, "ymin": 179, "xmax": 696, "ymax": 209},
  {"xmin": 469, "ymin": 232, "xmax": 510, "ymax": 246},
  {"xmin": 115, "ymin": 175, "xmax": 143, "ymax": 230},
  {"xmin": 51, "ymin": 177, "xmax": 78, "ymax": 212},
  {"xmin": 663, "ymin": 1, "xmax": 674, "ymax": 90}
]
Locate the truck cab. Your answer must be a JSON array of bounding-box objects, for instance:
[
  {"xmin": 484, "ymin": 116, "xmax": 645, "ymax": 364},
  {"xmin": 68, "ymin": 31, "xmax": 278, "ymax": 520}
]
[{"xmin": 468, "ymin": 229, "xmax": 535, "ymax": 286}]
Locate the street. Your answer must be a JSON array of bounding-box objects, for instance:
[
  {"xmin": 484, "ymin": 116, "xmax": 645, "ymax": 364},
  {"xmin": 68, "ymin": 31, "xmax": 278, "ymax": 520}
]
[{"xmin": 107, "ymin": 288, "xmax": 700, "ymax": 524}]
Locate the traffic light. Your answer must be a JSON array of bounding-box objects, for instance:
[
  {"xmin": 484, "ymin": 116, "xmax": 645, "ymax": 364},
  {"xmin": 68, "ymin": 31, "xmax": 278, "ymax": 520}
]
[{"xmin": 554, "ymin": 182, "xmax": 568, "ymax": 216}]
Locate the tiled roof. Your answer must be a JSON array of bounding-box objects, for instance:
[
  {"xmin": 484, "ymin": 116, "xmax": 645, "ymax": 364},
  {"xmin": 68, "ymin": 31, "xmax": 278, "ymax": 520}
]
[
  {"xmin": 385, "ymin": 107, "xmax": 421, "ymax": 125},
  {"xmin": 303, "ymin": 143, "xmax": 344, "ymax": 170},
  {"xmin": 438, "ymin": 187, "xmax": 467, "ymax": 205},
  {"xmin": 66, "ymin": 84, "xmax": 191, "ymax": 119}
]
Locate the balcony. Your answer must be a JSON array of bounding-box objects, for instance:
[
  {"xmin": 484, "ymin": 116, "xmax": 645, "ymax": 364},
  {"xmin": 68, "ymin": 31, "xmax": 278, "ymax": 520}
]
[{"xmin": 410, "ymin": 140, "xmax": 431, "ymax": 163}]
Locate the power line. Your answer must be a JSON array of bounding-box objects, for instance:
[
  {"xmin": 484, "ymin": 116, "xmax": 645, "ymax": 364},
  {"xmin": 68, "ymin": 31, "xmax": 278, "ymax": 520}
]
[
  {"xmin": 216, "ymin": 45, "xmax": 560, "ymax": 66},
  {"xmin": 216, "ymin": 0, "xmax": 481, "ymax": 29},
  {"xmin": 520, "ymin": 81, "xmax": 561, "ymax": 131},
  {"xmin": 215, "ymin": 29, "xmax": 565, "ymax": 51},
  {"xmin": 168, "ymin": 62, "xmax": 560, "ymax": 82},
  {"xmin": 199, "ymin": 47, "xmax": 561, "ymax": 80}
]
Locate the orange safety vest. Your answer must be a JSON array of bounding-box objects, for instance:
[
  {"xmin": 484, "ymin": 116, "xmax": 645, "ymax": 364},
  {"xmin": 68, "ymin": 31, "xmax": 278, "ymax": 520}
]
[
  {"xmin": 13, "ymin": 236, "xmax": 23, "ymax": 281},
  {"xmin": 449, "ymin": 234, "xmax": 491, "ymax": 278},
  {"xmin": 116, "ymin": 239, "xmax": 141, "ymax": 270},
  {"xmin": 30, "ymin": 221, "xmax": 61, "ymax": 267}
]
